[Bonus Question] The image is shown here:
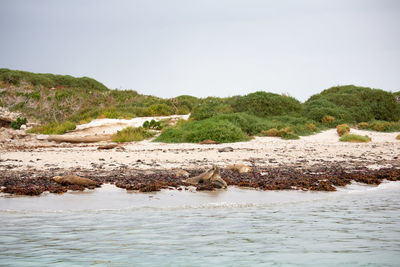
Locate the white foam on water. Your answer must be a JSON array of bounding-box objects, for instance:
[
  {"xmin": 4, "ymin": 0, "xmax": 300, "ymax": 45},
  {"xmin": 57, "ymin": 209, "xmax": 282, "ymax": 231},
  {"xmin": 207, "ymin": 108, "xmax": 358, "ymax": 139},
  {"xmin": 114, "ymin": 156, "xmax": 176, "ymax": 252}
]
[{"xmin": 336, "ymin": 180, "xmax": 400, "ymax": 194}]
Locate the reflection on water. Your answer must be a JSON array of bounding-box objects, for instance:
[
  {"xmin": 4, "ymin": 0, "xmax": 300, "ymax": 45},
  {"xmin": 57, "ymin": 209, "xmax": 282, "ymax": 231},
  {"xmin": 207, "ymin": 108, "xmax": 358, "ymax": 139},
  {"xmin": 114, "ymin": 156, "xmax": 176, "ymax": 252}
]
[{"xmin": 1, "ymin": 182, "xmax": 400, "ymax": 266}]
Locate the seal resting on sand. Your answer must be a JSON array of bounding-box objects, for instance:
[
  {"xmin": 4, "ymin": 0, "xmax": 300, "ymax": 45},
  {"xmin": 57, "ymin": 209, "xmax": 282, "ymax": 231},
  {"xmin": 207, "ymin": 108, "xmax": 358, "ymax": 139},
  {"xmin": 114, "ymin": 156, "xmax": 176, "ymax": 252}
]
[
  {"xmin": 227, "ymin": 164, "xmax": 252, "ymax": 173},
  {"xmin": 199, "ymin": 139, "xmax": 219, "ymax": 144},
  {"xmin": 53, "ymin": 175, "xmax": 99, "ymax": 187},
  {"xmin": 185, "ymin": 166, "xmax": 227, "ymax": 189},
  {"xmin": 97, "ymin": 143, "xmax": 125, "ymax": 150}
]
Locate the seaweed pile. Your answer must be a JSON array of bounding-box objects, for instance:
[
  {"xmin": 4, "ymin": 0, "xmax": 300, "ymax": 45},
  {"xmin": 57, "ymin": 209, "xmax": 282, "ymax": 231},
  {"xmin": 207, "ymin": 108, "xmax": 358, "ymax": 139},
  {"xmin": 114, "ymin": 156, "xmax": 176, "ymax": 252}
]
[{"xmin": 1, "ymin": 165, "xmax": 400, "ymax": 196}]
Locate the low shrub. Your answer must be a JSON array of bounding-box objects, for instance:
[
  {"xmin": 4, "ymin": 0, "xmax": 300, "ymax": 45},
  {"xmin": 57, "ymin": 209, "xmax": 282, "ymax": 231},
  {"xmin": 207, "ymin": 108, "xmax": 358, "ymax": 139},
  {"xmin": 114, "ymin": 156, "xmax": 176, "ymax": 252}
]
[
  {"xmin": 27, "ymin": 121, "xmax": 76, "ymax": 134},
  {"xmin": 355, "ymin": 120, "xmax": 400, "ymax": 132},
  {"xmin": 336, "ymin": 124, "xmax": 350, "ymax": 136},
  {"xmin": 262, "ymin": 128, "xmax": 278, "ymax": 137},
  {"xmin": 371, "ymin": 121, "xmax": 400, "ymax": 132},
  {"xmin": 339, "ymin": 134, "xmax": 371, "ymax": 143},
  {"xmin": 190, "ymin": 98, "xmax": 233, "ymax": 120},
  {"xmin": 281, "ymin": 132, "xmax": 300, "ymax": 140},
  {"xmin": 11, "ymin": 117, "xmax": 27, "ymax": 130},
  {"xmin": 277, "ymin": 127, "xmax": 291, "ymax": 137},
  {"xmin": 112, "ymin": 127, "xmax": 156, "ymax": 142},
  {"xmin": 357, "ymin": 122, "xmax": 369, "ymax": 129},
  {"xmin": 322, "ymin": 115, "xmax": 335, "ymax": 124},
  {"xmin": 396, "ymin": 134, "xmax": 400, "ymax": 140},
  {"xmin": 306, "ymin": 123, "xmax": 316, "ymax": 131}
]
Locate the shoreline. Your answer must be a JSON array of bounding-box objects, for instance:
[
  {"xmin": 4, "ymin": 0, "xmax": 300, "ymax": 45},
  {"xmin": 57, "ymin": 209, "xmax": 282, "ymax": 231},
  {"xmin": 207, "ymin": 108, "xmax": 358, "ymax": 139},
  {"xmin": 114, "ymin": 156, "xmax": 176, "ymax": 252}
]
[
  {"xmin": 1, "ymin": 163, "xmax": 399, "ymax": 196},
  {"xmin": 1, "ymin": 128, "xmax": 399, "ymax": 196}
]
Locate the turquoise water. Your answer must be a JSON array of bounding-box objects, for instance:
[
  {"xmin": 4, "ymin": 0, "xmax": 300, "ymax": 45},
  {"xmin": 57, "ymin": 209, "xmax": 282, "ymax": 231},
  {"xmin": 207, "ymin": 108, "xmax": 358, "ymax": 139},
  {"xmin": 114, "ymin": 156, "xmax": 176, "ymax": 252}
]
[{"xmin": 1, "ymin": 182, "xmax": 400, "ymax": 266}]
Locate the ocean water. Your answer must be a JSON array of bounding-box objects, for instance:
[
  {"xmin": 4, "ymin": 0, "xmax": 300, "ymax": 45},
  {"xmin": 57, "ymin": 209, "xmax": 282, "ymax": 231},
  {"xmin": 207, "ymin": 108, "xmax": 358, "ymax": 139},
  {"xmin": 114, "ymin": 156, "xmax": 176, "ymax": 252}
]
[{"xmin": 1, "ymin": 182, "xmax": 400, "ymax": 267}]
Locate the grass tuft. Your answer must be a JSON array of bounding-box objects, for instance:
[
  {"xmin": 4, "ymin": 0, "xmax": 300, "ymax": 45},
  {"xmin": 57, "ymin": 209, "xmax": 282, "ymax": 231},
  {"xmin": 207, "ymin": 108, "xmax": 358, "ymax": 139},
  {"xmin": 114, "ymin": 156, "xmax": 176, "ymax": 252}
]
[
  {"xmin": 111, "ymin": 127, "xmax": 156, "ymax": 143},
  {"xmin": 339, "ymin": 134, "xmax": 371, "ymax": 143},
  {"xmin": 27, "ymin": 121, "xmax": 76, "ymax": 134}
]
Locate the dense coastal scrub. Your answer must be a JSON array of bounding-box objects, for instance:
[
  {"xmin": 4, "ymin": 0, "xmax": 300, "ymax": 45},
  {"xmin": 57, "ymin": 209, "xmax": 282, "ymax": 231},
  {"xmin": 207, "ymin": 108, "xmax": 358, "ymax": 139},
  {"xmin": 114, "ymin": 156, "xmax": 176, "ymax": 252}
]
[
  {"xmin": 155, "ymin": 118, "xmax": 251, "ymax": 143},
  {"xmin": 1, "ymin": 68, "xmax": 399, "ymax": 141},
  {"xmin": 304, "ymin": 85, "xmax": 400, "ymax": 123}
]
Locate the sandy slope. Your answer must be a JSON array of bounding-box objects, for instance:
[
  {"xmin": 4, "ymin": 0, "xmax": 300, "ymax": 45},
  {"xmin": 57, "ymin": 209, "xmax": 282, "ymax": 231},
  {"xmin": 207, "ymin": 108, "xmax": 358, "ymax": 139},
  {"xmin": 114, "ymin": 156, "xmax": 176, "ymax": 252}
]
[{"xmin": 66, "ymin": 114, "xmax": 190, "ymax": 136}]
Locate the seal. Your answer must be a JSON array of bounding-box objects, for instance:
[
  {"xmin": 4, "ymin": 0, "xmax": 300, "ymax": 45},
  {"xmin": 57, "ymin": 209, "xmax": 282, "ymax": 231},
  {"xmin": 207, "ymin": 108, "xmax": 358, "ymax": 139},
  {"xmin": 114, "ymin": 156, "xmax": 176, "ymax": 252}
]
[
  {"xmin": 53, "ymin": 175, "xmax": 99, "ymax": 187},
  {"xmin": 227, "ymin": 164, "xmax": 252, "ymax": 173},
  {"xmin": 185, "ymin": 166, "xmax": 227, "ymax": 189}
]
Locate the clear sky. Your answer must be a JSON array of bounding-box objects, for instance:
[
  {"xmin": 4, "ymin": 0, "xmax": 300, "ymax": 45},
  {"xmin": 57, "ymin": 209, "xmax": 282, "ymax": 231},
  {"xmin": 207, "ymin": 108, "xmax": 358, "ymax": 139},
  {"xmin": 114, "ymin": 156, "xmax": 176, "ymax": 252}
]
[{"xmin": 1, "ymin": 0, "xmax": 399, "ymax": 101}]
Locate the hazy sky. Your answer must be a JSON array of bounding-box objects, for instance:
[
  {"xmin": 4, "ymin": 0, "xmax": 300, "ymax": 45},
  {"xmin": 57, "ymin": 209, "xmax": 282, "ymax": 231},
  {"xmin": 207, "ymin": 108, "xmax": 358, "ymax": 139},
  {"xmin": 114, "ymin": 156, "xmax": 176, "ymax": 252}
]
[{"xmin": 1, "ymin": 0, "xmax": 399, "ymax": 101}]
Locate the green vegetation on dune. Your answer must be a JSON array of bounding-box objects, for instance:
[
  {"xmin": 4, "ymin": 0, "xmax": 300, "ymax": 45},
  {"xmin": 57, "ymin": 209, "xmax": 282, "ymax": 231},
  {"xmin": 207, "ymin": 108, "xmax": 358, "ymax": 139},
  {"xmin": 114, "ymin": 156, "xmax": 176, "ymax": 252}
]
[
  {"xmin": 189, "ymin": 91, "xmax": 302, "ymax": 120},
  {"xmin": 0, "ymin": 68, "xmax": 108, "ymax": 91},
  {"xmin": 1, "ymin": 68, "xmax": 399, "ymax": 143},
  {"xmin": 0, "ymin": 68, "xmax": 199, "ymax": 130},
  {"xmin": 156, "ymin": 113, "xmax": 317, "ymax": 143}
]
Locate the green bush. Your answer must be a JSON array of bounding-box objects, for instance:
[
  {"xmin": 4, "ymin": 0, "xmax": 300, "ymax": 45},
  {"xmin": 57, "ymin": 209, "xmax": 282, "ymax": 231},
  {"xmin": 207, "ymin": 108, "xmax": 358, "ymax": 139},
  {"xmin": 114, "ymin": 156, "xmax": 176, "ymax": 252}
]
[
  {"xmin": 112, "ymin": 127, "xmax": 156, "ymax": 142},
  {"xmin": 155, "ymin": 119, "xmax": 250, "ymax": 143},
  {"xmin": 230, "ymin": 91, "xmax": 303, "ymax": 117},
  {"xmin": 11, "ymin": 118, "xmax": 27, "ymax": 130},
  {"xmin": 142, "ymin": 119, "xmax": 163, "ymax": 130},
  {"xmin": 171, "ymin": 95, "xmax": 200, "ymax": 114},
  {"xmin": 147, "ymin": 103, "xmax": 174, "ymax": 116},
  {"xmin": 27, "ymin": 121, "xmax": 76, "ymax": 134},
  {"xmin": 339, "ymin": 134, "xmax": 371, "ymax": 143},
  {"xmin": 190, "ymin": 98, "xmax": 233, "ymax": 120}
]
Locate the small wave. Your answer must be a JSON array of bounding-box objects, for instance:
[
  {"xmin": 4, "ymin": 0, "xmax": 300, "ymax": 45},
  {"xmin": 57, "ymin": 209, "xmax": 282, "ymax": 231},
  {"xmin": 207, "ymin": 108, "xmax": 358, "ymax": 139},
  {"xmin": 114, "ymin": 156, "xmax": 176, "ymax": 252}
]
[{"xmin": 336, "ymin": 180, "xmax": 400, "ymax": 194}]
